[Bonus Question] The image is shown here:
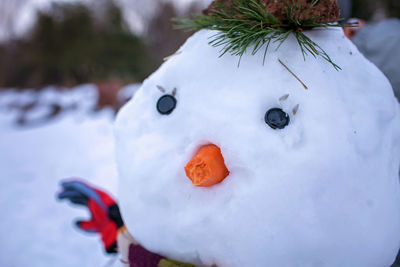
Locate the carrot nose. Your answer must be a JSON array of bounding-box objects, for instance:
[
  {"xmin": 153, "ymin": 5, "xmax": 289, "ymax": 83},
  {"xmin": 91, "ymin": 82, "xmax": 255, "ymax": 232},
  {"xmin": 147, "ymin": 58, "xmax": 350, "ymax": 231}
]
[{"xmin": 185, "ymin": 144, "xmax": 229, "ymax": 187}]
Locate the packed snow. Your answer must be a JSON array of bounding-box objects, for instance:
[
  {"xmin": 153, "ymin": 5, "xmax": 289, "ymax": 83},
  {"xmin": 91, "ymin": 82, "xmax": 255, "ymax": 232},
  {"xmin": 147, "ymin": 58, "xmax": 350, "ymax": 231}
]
[
  {"xmin": 115, "ymin": 28, "xmax": 400, "ymax": 267},
  {"xmin": 0, "ymin": 85, "xmax": 127, "ymax": 267}
]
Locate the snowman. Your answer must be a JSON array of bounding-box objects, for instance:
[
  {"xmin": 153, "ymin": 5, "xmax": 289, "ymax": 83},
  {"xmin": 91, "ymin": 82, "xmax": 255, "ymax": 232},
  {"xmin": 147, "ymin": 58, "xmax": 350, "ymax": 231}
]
[{"xmin": 59, "ymin": 0, "xmax": 400, "ymax": 266}]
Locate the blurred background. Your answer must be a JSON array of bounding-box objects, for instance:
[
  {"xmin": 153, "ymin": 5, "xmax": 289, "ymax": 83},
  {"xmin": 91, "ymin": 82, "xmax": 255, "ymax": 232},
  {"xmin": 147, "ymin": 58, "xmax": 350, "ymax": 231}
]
[
  {"xmin": 0, "ymin": 0, "xmax": 399, "ymax": 112},
  {"xmin": 0, "ymin": 0, "xmax": 399, "ymax": 266},
  {"xmin": 0, "ymin": 0, "xmax": 212, "ymax": 115}
]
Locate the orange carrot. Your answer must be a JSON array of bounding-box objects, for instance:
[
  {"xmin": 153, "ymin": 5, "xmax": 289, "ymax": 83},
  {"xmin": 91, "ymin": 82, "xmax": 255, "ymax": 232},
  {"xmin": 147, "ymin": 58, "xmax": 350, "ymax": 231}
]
[{"xmin": 185, "ymin": 144, "xmax": 229, "ymax": 187}]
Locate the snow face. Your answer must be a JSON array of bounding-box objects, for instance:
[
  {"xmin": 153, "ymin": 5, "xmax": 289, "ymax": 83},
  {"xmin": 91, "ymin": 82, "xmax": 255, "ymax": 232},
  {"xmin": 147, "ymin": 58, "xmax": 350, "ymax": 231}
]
[{"xmin": 115, "ymin": 28, "xmax": 400, "ymax": 267}]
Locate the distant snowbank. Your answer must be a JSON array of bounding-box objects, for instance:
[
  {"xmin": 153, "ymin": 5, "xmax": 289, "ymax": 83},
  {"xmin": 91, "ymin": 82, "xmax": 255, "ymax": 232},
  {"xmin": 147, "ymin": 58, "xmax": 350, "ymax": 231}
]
[{"xmin": 0, "ymin": 83, "xmax": 140, "ymax": 128}]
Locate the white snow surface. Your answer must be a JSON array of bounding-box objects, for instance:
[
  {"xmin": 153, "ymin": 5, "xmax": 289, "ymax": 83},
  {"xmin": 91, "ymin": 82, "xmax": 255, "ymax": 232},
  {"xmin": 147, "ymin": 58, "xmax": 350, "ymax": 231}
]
[
  {"xmin": 0, "ymin": 85, "xmax": 119, "ymax": 267},
  {"xmin": 115, "ymin": 28, "xmax": 400, "ymax": 267}
]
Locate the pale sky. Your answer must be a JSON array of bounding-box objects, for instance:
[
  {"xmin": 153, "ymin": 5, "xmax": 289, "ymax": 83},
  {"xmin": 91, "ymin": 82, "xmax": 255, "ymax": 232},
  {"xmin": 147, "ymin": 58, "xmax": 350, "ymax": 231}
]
[{"xmin": 0, "ymin": 0, "xmax": 212, "ymax": 41}]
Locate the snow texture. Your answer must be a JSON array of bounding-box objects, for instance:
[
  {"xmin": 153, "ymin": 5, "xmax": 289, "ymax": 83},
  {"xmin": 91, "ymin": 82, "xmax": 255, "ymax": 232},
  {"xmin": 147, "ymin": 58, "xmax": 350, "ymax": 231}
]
[
  {"xmin": 0, "ymin": 85, "xmax": 119, "ymax": 267},
  {"xmin": 115, "ymin": 28, "xmax": 400, "ymax": 267}
]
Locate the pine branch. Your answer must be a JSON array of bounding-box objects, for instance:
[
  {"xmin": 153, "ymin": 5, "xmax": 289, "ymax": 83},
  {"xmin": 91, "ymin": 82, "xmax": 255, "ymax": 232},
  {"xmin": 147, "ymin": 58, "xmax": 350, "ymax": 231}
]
[{"xmin": 173, "ymin": 0, "xmax": 356, "ymax": 70}]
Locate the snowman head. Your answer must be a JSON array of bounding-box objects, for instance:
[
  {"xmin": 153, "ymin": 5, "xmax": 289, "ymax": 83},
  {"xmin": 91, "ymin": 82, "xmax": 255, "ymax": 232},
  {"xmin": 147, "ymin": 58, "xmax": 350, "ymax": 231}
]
[{"xmin": 114, "ymin": 2, "xmax": 400, "ymax": 266}]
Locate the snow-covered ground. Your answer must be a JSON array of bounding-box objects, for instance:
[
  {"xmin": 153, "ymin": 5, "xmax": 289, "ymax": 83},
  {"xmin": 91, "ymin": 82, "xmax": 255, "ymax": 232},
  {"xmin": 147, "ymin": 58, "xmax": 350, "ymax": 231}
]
[{"xmin": 0, "ymin": 85, "xmax": 133, "ymax": 267}]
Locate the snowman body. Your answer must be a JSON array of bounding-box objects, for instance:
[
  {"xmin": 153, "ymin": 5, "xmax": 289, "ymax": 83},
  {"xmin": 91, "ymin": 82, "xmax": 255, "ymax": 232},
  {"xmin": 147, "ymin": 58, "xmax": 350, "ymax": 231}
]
[{"xmin": 115, "ymin": 28, "xmax": 400, "ymax": 267}]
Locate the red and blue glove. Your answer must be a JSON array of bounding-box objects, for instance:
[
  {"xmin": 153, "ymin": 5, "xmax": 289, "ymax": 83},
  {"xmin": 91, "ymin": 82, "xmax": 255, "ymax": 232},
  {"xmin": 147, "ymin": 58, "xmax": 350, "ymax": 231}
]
[{"xmin": 57, "ymin": 180, "xmax": 124, "ymax": 254}]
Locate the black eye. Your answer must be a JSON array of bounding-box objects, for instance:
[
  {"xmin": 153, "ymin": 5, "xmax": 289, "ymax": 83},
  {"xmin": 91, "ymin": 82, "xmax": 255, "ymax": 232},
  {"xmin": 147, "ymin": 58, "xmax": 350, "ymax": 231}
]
[
  {"xmin": 157, "ymin": 95, "xmax": 177, "ymax": 115},
  {"xmin": 265, "ymin": 108, "xmax": 290, "ymax": 129}
]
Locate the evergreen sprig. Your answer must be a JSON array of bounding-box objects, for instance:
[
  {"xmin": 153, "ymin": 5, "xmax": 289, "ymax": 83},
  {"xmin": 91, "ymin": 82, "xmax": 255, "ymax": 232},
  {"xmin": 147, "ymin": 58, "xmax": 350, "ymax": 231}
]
[{"xmin": 174, "ymin": 0, "xmax": 349, "ymax": 70}]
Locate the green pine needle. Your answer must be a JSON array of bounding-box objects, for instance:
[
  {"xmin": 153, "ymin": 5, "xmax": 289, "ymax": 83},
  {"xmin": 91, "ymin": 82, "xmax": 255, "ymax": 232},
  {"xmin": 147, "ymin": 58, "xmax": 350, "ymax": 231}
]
[{"xmin": 173, "ymin": 0, "xmax": 354, "ymax": 70}]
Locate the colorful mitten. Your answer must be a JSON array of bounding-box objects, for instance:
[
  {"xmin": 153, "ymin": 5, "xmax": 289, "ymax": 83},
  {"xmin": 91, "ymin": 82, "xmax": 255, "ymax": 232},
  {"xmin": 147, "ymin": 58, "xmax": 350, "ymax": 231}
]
[{"xmin": 57, "ymin": 180, "xmax": 124, "ymax": 254}]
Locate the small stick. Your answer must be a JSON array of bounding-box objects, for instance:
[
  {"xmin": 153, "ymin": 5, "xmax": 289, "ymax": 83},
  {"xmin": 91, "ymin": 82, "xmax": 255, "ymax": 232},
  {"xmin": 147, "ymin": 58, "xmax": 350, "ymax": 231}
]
[
  {"xmin": 292, "ymin": 104, "xmax": 300, "ymax": 115},
  {"xmin": 278, "ymin": 59, "xmax": 308, "ymax": 90},
  {"xmin": 163, "ymin": 51, "xmax": 182, "ymax": 61},
  {"xmin": 156, "ymin": 85, "xmax": 166, "ymax": 93},
  {"xmin": 279, "ymin": 94, "xmax": 289, "ymax": 101},
  {"xmin": 172, "ymin": 88, "xmax": 177, "ymax": 97}
]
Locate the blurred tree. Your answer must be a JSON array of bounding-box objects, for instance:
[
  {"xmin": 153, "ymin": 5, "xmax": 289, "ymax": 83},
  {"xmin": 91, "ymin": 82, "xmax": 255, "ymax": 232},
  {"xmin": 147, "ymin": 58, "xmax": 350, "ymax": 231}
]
[
  {"xmin": 0, "ymin": 0, "xmax": 152, "ymax": 89},
  {"xmin": 352, "ymin": 0, "xmax": 400, "ymax": 20},
  {"xmin": 146, "ymin": 1, "xmax": 204, "ymax": 67},
  {"xmin": 386, "ymin": 0, "xmax": 400, "ymax": 18},
  {"xmin": 351, "ymin": 0, "xmax": 376, "ymax": 20}
]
